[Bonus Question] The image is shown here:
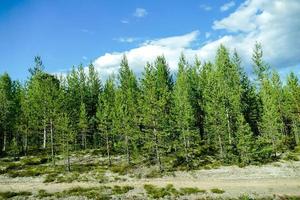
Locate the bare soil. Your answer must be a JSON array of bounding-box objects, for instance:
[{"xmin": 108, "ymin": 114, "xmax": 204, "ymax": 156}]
[{"xmin": 0, "ymin": 159, "xmax": 300, "ymax": 199}]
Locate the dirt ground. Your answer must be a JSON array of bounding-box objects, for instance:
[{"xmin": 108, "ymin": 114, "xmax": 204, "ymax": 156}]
[{"xmin": 0, "ymin": 159, "xmax": 300, "ymax": 199}]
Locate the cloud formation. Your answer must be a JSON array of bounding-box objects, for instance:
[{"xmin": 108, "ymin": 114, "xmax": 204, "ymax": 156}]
[
  {"xmin": 200, "ymin": 4, "xmax": 212, "ymax": 11},
  {"xmin": 133, "ymin": 8, "xmax": 148, "ymax": 18},
  {"xmin": 220, "ymin": 1, "xmax": 236, "ymax": 12},
  {"xmin": 115, "ymin": 37, "xmax": 139, "ymax": 43},
  {"xmin": 92, "ymin": 0, "xmax": 300, "ymax": 79}
]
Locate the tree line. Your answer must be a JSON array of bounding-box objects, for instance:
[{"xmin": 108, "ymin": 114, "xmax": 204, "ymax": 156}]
[{"xmin": 0, "ymin": 43, "xmax": 299, "ymax": 170}]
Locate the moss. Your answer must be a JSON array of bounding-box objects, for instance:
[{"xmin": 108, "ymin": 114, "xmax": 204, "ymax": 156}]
[{"xmin": 210, "ymin": 188, "xmax": 225, "ymax": 194}]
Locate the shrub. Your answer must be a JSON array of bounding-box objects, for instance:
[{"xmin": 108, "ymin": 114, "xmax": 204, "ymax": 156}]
[
  {"xmin": 21, "ymin": 156, "xmax": 48, "ymax": 165},
  {"xmin": 0, "ymin": 191, "xmax": 32, "ymax": 198},
  {"xmin": 210, "ymin": 188, "xmax": 225, "ymax": 194},
  {"xmin": 179, "ymin": 187, "xmax": 206, "ymax": 195},
  {"xmin": 112, "ymin": 185, "xmax": 134, "ymax": 195},
  {"xmin": 145, "ymin": 169, "xmax": 162, "ymax": 178},
  {"xmin": 37, "ymin": 189, "xmax": 52, "ymax": 198},
  {"xmin": 144, "ymin": 184, "xmax": 179, "ymax": 199},
  {"xmin": 110, "ymin": 164, "xmax": 130, "ymax": 175}
]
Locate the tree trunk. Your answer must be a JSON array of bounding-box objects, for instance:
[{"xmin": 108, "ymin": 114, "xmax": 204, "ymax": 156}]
[
  {"xmin": 2, "ymin": 131, "xmax": 6, "ymax": 152},
  {"xmin": 106, "ymin": 131, "xmax": 111, "ymax": 166},
  {"xmin": 226, "ymin": 110, "xmax": 232, "ymax": 145},
  {"xmin": 67, "ymin": 142, "xmax": 71, "ymax": 172},
  {"xmin": 24, "ymin": 128, "xmax": 28, "ymax": 156},
  {"xmin": 125, "ymin": 135, "xmax": 130, "ymax": 165},
  {"xmin": 154, "ymin": 128, "xmax": 162, "ymax": 171},
  {"xmin": 183, "ymin": 130, "xmax": 189, "ymax": 166},
  {"xmin": 50, "ymin": 119, "xmax": 55, "ymax": 166},
  {"xmin": 43, "ymin": 120, "xmax": 47, "ymax": 149},
  {"xmin": 218, "ymin": 134, "xmax": 224, "ymax": 159}
]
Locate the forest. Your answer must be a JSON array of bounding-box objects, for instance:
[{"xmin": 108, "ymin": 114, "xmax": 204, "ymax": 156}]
[{"xmin": 0, "ymin": 43, "xmax": 299, "ymax": 171}]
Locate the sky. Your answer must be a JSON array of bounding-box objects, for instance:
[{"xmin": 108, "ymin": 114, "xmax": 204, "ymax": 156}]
[{"xmin": 0, "ymin": 0, "xmax": 299, "ymax": 81}]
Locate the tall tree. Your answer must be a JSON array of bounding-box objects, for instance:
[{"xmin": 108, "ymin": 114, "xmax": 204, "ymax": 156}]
[
  {"xmin": 173, "ymin": 54, "xmax": 198, "ymax": 167},
  {"xmin": 116, "ymin": 55, "xmax": 139, "ymax": 164},
  {"xmin": 97, "ymin": 76, "xmax": 115, "ymax": 165},
  {"xmin": 78, "ymin": 102, "xmax": 88, "ymax": 150},
  {"xmin": 0, "ymin": 73, "xmax": 14, "ymax": 153}
]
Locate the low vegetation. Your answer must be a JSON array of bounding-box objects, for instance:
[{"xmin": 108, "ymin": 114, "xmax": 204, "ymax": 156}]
[{"xmin": 210, "ymin": 188, "xmax": 225, "ymax": 194}]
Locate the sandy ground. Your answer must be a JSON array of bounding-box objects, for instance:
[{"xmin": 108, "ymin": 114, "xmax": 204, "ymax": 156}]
[{"xmin": 0, "ymin": 160, "xmax": 300, "ymax": 199}]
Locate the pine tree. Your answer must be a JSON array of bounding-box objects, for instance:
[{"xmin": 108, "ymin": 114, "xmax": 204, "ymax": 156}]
[
  {"xmin": 97, "ymin": 76, "xmax": 115, "ymax": 165},
  {"xmin": 57, "ymin": 112, "xmax": 74, "ymax": 171},
  {"xmin": 86, "ymin": 64, "xmax": 102, "ymax": 148},
  {"xmin": 259, "ymin": 72, "xmax": 284, "ymax": 158},
  {"xmin": 284, "ymin": 72, "xmax": 300, "ymax": 146},
  {"xmin": 173, "ymin": 54, "xmax": 198, "ymax": 167},
  {"xmin": 252, "ymin": 42, "xmax": 269, "ymax": 83},
  {"xmin": 78, "ymin": 102, "xmax": 88, "ymax": 150},
  {"xmin": 0, "ymin": 73, "xmax": 14, "ymax": 153},
  {"xmin": 116, "ymin": 55, "xmax": 139, "ymax": 164}
]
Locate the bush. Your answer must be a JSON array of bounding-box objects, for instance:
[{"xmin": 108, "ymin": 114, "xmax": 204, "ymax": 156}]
[
  {"xmin": 112, "ymin": 185, "xmax": 134, "ymax": 195},
  {"xmin": 0, "ymin": 191, "xmax": 32, "ymax": 199},
  {"xmin": 210, "ymin": 188, "xmax": 225, "ymax": 194},
  {"xmin": 21, "ymin": 156, "xmax": 48, "ymax": 165},
  {"xmin": 110, "ymin": 164, "xmax": 130, "ymax": 175},
  {"xmin": 44, "ymin": 173, "xmax": 59, "ymax": 183},
  {"xmin": 144, "ymin": 184, "xmax": 179, "ymax": 199},
  {"xmin": 145, "ymin": 169, "xmax": 162, "ymax": 178},
  {"xmin": 37, "ymin": 189, "xmax": 52, "ymax": 198},
  {"xmin": 179, "ymin": 187, "xmax": 206, "ymax": 195}
]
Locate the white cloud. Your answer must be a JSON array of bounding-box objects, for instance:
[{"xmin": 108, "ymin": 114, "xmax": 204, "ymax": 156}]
[
  {"xmin": 200, "ymin": 4, "xmax": 212, "ymax": 11},
  {"xmin": 213, "ymin": 0, "xmax": 300, "ymax": 70},
  {"xmin": 133, "ymin": 8, "xmax": 148, "ymax": 18},
  {"xmin": 91, "ymin": 0, "xmax": 300, "ymax": 80},
  {"xmin": 82, "ymin": 56, "xmax": 88, "ymax": 60},
  {"xmin": 93, "ymin": 31, "xmax": 201, "ymax": 78},
  {"xmin": 220, "ymin": 1, "xmax": 236, "ymax": 12},
  {"xmin": 115, "ymin": 37, "xmax": 139, "ymax": 43},
  {"xmin": 121, "ymin": 19, "xmax": 129, "ymax": 24}
]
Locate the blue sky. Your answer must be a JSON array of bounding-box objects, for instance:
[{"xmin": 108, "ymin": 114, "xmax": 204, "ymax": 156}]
[{"xmin": 0, "ymin": 0, "xmax": 299, "ymax": 80}]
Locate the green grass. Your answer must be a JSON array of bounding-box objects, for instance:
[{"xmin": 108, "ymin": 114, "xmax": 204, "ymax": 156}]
[
  {"xmin": 210, "ymin": 188, "xmax": 225, "ymax": 194},
  {"xmin": 111, "ymin": 185, "xmax": 134, "ymax": 195},
  {"xmin": 179, "ymin": 187, "xmax": 206, "ymax": 195},
  {"xmin": 110, "ymin": 164, "xmax": 131, "ymax": 175},
  {"xmin": 37, "ymin": 189, "xmax": 52, "ymax": 198},
  {"xmin": 0, "ymin": 191, "xmax": 32, "ymax": 199},
  {"xmin": 145, "ymin": 169, "xmax": 162, "ymax": 178},
  {"xmin": 144, "ymin": 184, "xmax": 180, "ymax": 199}
]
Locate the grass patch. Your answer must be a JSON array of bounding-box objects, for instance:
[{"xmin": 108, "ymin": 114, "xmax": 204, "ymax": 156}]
[
  {"xmin": 145, "ymin": 169, "xmax": 162, "ymax": 178},
  {"xmin": 0, "ymin": 191, "xmax": 32, "ymax": 199},
  {"xmin": 179, "ymin": 187, "xmax": 206, "ymax": 195},
  {"xmin": 144, "ymin": 184, "xmax": 179, "ymax": 199},
  {"xmin": 37, "ymin": 189, "xmax": 52, "ymax": 198},
  {"xmin": 54, "ymin": 186, "xmax": 112, "ymax": 200},
  {"xmin": 110, "ymin": 164, "xmax": 131, "ymax": 175},
  {"xmin": 112, "ymin": 185, "xmax": 134, "ymax": 195},
  {"xmin": 21, "ymin": 156, "xmax": 48, "ymax": 165},
  {"xmin": 210, "ymin": 188, "xmax": 225, "ymax": 194}
]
